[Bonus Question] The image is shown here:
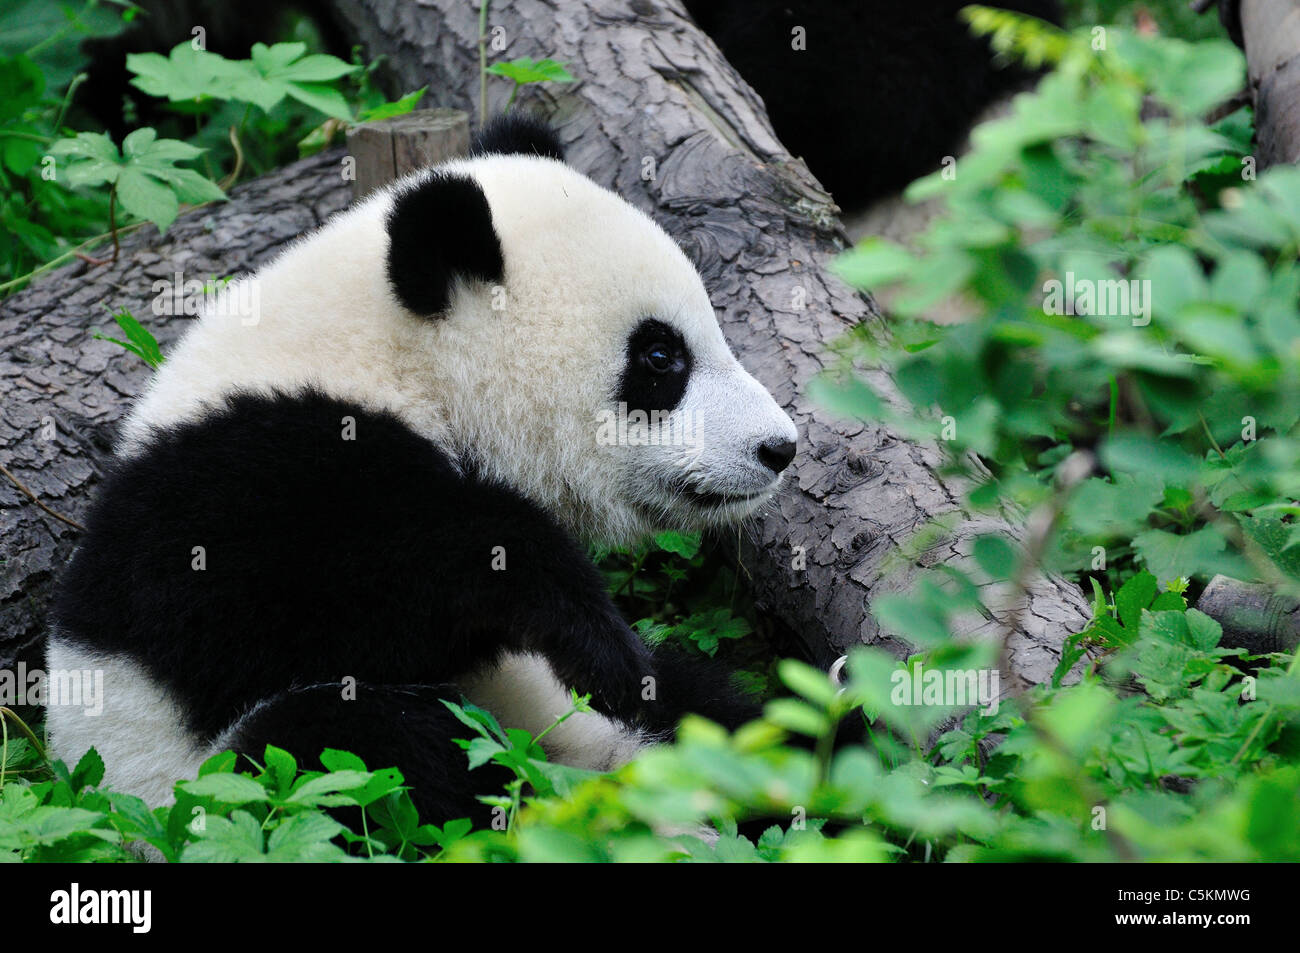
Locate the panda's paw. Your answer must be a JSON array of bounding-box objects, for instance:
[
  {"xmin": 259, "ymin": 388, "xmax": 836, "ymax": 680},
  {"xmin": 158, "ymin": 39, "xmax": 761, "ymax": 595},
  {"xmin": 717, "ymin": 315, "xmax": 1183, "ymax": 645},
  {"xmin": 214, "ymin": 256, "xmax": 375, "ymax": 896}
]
[{"xmin": 579, "ymin": 650, "xmax": 657, "ymax": 726}]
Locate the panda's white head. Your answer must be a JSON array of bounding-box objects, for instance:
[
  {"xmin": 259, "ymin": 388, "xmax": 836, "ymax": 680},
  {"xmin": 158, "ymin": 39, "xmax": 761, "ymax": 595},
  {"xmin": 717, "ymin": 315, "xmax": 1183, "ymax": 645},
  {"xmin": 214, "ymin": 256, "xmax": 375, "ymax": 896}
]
[
  {"xmin": 383, "ymin": 117, "xmax": 796, "ymax": 543},
  {"xmin": 126, "ymin": 115, "xmax": 797, "ymax": 546}
]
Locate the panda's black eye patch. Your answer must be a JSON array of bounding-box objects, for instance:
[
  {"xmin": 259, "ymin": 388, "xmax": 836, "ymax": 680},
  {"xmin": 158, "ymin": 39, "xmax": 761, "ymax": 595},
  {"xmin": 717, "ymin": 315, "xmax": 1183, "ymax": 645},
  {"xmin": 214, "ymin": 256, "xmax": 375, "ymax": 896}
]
[{"xmin": 617, "ymin": 319, "xmax": 691, "ymax": 415}]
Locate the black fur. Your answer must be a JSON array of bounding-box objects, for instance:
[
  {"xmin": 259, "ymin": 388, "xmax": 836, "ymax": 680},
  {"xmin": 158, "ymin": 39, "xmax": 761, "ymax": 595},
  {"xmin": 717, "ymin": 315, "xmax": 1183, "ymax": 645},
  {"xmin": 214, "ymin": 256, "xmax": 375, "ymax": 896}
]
[
  {"xmin": 385, "ymin": 173, "xmax": 504, "ymax": 317},
  {"xmin": 471, "ymin": 112, "xmax": 566, "ymax": 161},
  {"xmin": 53, "ymin": 391, "xmax": 759, "ymax": 822},
  {"xmin": 228, "ymin": 682, "xmax": 515, "ymax": 826},
  {"xmin": 615, "ymin": 318, "xmax": 693, "ymax": 415},
  {"xmin": 683, "ymin": 0, "xmax": 1062, "ymax": 208}
]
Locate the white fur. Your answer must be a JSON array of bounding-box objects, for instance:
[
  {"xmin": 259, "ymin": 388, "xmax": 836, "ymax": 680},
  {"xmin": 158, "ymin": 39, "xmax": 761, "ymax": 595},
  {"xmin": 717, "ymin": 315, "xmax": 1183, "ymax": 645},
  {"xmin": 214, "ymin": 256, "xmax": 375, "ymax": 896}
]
[
  {"xmin": 45, "ymin": 637, "xmax": 217, "ymax": 806},
  {"xmin": 58, "ymin": 152, "xmax": 797, "ymax": 798},
  {"xmin": 461, "ymin": 652, "xmax": 655, "ymax": 770}
]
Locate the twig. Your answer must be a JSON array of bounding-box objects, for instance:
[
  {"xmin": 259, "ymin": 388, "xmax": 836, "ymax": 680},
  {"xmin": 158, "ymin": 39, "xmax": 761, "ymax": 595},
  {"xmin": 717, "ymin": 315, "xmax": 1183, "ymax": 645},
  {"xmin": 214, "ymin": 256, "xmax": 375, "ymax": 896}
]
[
  {"xmin": 995, "ymin": 450, "xmax": 1094, "ymax": 695},
  {"xmin": 219, "ymin": 124, "xmax": 246, "ymax": 191},
  {"xmin": 0, "ymin": 707, "xmax": 48, "ymax": 762},
  {"xmin": 478, "ymin": 0, "xmax": 490, "ymax": 127},
  {"xmin": 0, "ymin": 461, "xmax": 85, "ymax": 531}
]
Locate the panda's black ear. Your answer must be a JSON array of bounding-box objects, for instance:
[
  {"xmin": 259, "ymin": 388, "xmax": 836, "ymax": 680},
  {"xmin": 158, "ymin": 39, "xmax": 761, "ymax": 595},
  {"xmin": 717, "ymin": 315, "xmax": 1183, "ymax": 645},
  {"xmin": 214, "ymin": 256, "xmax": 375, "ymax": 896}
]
[
  {"xmin": 471, "ymin": 112, "xmax": 565, "ymax": 161},
  {"xmin": 386, "ymin": 172, "xmax": 504, "ymax": 318}
]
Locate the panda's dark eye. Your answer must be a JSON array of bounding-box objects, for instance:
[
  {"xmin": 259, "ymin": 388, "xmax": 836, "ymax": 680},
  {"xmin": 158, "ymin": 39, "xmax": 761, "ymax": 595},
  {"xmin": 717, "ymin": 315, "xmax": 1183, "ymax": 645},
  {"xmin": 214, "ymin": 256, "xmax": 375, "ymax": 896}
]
[{"xmin": 642, "ymin": 343, "xmax": 675, "ymax": 373}]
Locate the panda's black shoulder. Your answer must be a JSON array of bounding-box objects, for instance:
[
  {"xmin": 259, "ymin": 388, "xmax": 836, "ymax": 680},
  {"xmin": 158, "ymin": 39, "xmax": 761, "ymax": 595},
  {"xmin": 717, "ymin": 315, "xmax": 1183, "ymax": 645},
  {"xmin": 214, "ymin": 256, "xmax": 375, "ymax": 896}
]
[
  {"xmin": 51, "ymin": 389, "xmax": 597, "ymax": 738},
  {"xmin": 471, "ymin": 112, "xmax": 565, "ymax": 161}
]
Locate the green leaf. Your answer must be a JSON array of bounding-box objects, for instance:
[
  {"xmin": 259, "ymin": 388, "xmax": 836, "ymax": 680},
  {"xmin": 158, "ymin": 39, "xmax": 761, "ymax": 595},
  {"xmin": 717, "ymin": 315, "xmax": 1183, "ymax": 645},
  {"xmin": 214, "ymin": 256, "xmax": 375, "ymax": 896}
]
[
  {"xmin": 178, "ymin": 773, "xmax": 271, "ymax": 805},
  {"xmin": 1115, "ymin": 571, "xmax": 1158, "ymax": 632},
  {"xmin": 100, "ymin": 307, "xmax": 163, "ymax": 369},
  {"xmin": 763, "ymin": 698, "xmax": 830, "ymax": 737},
  {"xmin": 0, "ymin": 54, "xmax": 43, "ymax": 122},
  {"xmin": 127, "ymin": 45, "xmax": 247, "ymax": 103},
  {"xmin": 48, "ymin": 132, "xmax": 119, "ymax": 165},
  {"xmin": 70, "ymin": 748, "xmax": 105, "ymax": 792},
  {"xmin": 972, "ymin": 535, "xmax": 1018, "ymax": 580},
  {"xmin": 654, "ymin": 530, "xmax": 702, "ymax": 559},
  {"xmin": 777, "ymin": 659, "xmax": 837, "ymax": 708},
  {"xmin": 115, "ymin": 166, "xmax": 180, "ymax": 232},
  {"xmin": 229, "ymin": 43, "xmax": 360, "ymax": 120},
  {"xmin": 262, "ymin": 744, "xmax": 297, "ymax": 797},
  {"xmin": 264, "ymin": 812, "xmax": 349, "ymax": 861},
  {"xmin": 1132, "ymin": 526, "xmax": 1247, "ymax": 585},
  {"xmin": 485, "ymin": 57, "xmax": 575, "ymax": 85},
  {"xmin": 180, "ymin": 810, "xmax": 267, "ymax": 862},
  {"xmin": 285, "ymin": 770, "xmax": 374, "ymax": 806},
  {"xmin": 833, "ymin": 238, "xmax": 915, "ymax": 288},
  {"xmin": 359, "ymin": 87, "xmax": 427, "ymax": 122}
]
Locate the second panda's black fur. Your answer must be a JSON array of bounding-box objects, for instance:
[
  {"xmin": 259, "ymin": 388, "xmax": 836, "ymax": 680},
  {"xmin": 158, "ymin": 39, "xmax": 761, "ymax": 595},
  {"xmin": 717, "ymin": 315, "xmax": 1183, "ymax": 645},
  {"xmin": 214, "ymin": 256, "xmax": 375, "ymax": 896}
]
[
  {"xmin": 53, "ymin": 389, "xmax": 761, "ymax": 824},
  {"xmin": 684, "ymin": 0, "xmax": 1062, "ymax": 208},
  {"xmin": 471, "ymin": 112, "xmax": 566, "ymax": 161}
]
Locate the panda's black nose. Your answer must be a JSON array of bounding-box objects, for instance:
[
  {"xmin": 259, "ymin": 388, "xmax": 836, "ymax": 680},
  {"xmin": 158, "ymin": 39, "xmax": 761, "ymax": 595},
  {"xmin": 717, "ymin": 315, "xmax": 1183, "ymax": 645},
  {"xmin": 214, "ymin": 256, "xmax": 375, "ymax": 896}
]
[{"xmin": 757, "ymin": 438, "xmax": 797, "ymax": 474}]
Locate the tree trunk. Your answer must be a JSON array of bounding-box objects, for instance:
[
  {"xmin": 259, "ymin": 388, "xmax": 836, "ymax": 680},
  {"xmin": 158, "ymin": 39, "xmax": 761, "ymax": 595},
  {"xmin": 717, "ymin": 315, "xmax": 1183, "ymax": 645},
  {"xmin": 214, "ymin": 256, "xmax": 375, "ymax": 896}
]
[
  {"xmin": 1241, "ymin": 0, "xmax": 1300, "ymax": 169},
  {"xmin": 0, "ymin": 0, "xmax": 1092, "ymax": 689},
  {"xmin": 0, "ymin": 150, "xmax": 353, "ymax": 676}
]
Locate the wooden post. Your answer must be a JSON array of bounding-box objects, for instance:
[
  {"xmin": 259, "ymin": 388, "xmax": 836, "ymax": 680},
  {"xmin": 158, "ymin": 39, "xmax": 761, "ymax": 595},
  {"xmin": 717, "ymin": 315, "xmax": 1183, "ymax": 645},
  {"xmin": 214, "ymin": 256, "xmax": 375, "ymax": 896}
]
[{"xmin": 345, "ymin": 107, "xmax": 471, "ymax": 199}]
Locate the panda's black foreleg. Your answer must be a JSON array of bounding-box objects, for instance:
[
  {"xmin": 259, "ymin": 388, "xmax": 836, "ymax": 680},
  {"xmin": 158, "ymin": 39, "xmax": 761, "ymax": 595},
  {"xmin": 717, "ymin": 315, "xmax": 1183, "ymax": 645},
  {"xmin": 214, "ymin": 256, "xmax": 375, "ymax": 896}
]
[
  {"xmin": 641, "ymin": 644, "xmax": 764, "ymax": 733},
  {"xmin": 224, "ymin": 682, "xmax": 513, "ymax": 828}
]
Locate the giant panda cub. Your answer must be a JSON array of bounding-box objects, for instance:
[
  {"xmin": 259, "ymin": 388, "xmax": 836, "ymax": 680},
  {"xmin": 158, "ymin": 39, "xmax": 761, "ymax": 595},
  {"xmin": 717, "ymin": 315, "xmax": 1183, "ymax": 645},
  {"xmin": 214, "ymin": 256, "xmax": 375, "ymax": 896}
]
[{"xmin": 47, "ymin": 114, "xmax": 800, "ymax": 825}]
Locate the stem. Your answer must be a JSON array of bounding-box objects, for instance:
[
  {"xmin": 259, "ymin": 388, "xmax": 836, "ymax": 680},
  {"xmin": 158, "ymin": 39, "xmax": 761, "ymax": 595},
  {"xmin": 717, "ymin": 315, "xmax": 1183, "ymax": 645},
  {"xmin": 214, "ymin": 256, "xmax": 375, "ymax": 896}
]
[
  {"xmin": 1198, "ymin": 410, "xmax": 1227, "ymax": 461},
  {"xmin": 478, "ymin": 0, "xmax": 490, "ymax": 126},
  {"xmin": 0, "ymin": 462, "xmax": 85, "ymax": 531},
  {"xmin": 0, "ymin": 221, "xmax": 141, "ymax": 295},
  {"xmin": 108, "ymin": 185, "xmax": 120, "ymax": 263},
  {"xmin": 1106, "ymin": 374, "xmax": 1118, "ymax": 437},
  {"xmin": 505, "ymin": 81, "xmax": 519, "ymax": 112},
  {"xmin": 0, "ymin": 707, "xmax": 48, "ymax": 762},
  {"xmin": 532, "ymin": 697, "xmax": 587, "ymax": 745},
  {"xmin": 54, "ymin": 72, "xmax": 87, "ymax": 133},
  {"xmin": 219, "ymin": 125, "xmax": 245, "ymax": 191},
  {"xmin": 611, "ymin": 549, "xmax": 648, "ymax": 599}
]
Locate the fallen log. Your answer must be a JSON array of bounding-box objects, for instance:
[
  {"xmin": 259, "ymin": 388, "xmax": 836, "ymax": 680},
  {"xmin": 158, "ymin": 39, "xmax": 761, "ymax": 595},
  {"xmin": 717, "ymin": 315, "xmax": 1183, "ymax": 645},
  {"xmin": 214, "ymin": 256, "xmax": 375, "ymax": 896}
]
[
  {"xmin": 1240, "ymin": 0, "xmax": 1300, "ymax": 168},
  {"xmin": 0, "ymin": 0, "xmax": 1093, "ymax": 691},
  {"xmin": 0, "ymin": 150, "xmax": 352, "ymax": 675}
]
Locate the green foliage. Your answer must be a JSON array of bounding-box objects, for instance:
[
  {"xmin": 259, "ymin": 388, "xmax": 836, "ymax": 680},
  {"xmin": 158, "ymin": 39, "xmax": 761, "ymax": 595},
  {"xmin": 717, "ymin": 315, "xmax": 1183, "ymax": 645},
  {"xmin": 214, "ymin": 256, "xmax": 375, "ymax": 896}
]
[
  {"xmin": 485, "ymin": 56, "xmax": 575, "ymax": 111},
  {"xmin": 597, "ymin": 532, "xmax": 771, "ymax": 689},
  {"xmin": 824, "ymin": 18, "xmax": 1298, "ymax": 602},
  {"xmin": 0, "ymin": 0, "xmax": 137, "ymax": 290},
  {"xmin": 127, "ymin": 41, "xmax": 359, "ymax": 120},
  {"xmin": 93, "ymin": 304, "xmax": 163, "ymax": 368},
  {"xmin": 6, "ymin": 3, "xmax": 1298, "ymax": 865},
  {"xmin": 1, "ymin": 17, "xmax": 422, "ymax": 293},
  {"xmin": 0, "ymin": 705, "xmax": 466, "ymax": 862},
  {"xmin": 1060, "ymin": 0, "xmax": 1226, "ymax": 42},
  {"xmin": 49, "ymin": 128, "xmax": 226, "ymax": 234}
]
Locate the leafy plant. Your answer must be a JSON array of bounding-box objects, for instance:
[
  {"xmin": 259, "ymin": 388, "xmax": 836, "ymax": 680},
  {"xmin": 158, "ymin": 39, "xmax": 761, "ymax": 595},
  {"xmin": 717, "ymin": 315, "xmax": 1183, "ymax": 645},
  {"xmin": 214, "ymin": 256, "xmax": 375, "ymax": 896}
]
[
  {"xmin": 93, "ymin": 304, "xmax": 163, "ymax": 368},
  {"xmin": 49, "ymin": 128, "xmax": 226, "ymax": 254},
  {"xmin": 1, "ymin": 24, "xmax": 422, "ymax": 293},
  {"xmin": 485, "ymin": 57, "xmax": 576, "ymax": 111},
  {"xmin": 127, "ymin": 41, "xmax": 359, "ymax": 121},
  {"xmin": 0, "ymin": 0, "xmax": 137, "ymax": 290},
  {"xmin": 821, "ymin": 14, "xmax": 1298, "ymax": 605}
]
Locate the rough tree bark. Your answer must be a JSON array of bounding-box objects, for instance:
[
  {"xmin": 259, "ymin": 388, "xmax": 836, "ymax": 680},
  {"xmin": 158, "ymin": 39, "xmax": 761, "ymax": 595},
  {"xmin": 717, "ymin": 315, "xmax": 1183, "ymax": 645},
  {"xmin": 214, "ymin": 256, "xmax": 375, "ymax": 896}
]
[
  {"xmin": 0, "ymin": 151, "xmax": 352, "ymax": 674},
  {"xmin": 0, "ymin": 0, "xmax": 1092, "ymax": 687},
  {"xmin": 1185, "ymin": 0, "xmax": 1300, "ymax": 644},
  {"xmin": 1241, "ymin": 0, "xmax": 1300, "ymax": 169}
]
